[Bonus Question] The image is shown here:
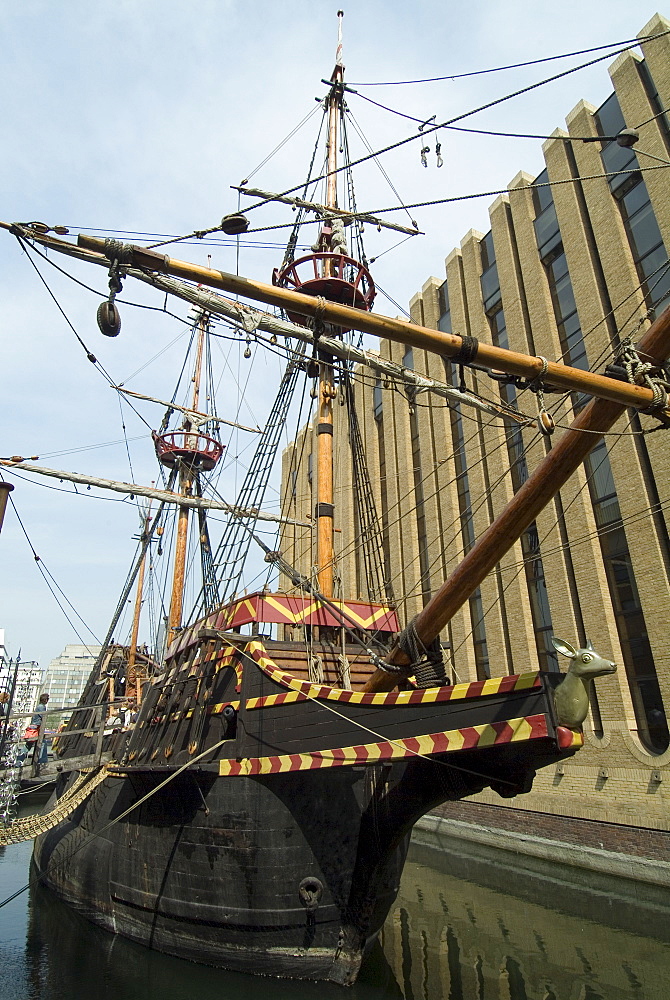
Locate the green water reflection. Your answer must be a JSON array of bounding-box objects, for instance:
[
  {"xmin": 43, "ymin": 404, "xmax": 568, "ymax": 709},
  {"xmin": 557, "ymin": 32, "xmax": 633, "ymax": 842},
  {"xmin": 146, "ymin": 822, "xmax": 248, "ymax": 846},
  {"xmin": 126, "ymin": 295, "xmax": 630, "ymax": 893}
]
[
  {"xmin": 1, "ymin": 830, "xmax": 669, "ymax": 999},
  {"xmin": 382, "ymin": 836, "xmax": 670, "ymax": 1000}
]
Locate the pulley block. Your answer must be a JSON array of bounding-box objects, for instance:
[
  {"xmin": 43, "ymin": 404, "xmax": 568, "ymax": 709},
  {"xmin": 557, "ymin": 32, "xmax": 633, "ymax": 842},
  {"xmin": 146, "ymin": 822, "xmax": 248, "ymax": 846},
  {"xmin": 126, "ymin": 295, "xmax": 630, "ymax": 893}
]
[
  {"xmin": 97, "ymin": 300, "xmax": 121, "ymax": 337},
  {"xmin": 220, "ymin": 213, "xmax": 250, "ymax": 236}
]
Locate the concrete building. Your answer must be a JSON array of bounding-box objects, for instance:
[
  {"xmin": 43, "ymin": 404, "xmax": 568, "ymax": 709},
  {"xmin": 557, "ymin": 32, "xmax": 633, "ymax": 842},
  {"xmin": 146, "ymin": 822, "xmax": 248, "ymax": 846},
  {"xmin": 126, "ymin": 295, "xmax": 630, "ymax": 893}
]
[
  {"xmin": 42, "ymin": 644, "xmax": 102, "ymax": 710},
  {"xmin": 281, "ymin": 15, "xmax": 670, "ymax": 839},
  {"xmin": 0, "ymin": 629, "xmax": 43, "ymax": 713}
]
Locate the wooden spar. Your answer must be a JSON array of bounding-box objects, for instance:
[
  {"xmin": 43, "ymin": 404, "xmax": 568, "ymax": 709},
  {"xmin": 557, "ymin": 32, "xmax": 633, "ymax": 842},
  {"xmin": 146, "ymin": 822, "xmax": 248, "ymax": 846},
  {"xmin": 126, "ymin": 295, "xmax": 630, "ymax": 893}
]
[
  {"xmin": 128, "ymin": 271, "xmax": 514, "ymax": 422},
  {"xmin": 363, "ymin": 303, "xmax": 670, "ymax": 692},
  {"xmin": 0, "ymin": 460, "xmax": 311, "ymax": 527},
  {"xmin": 114, "ymin": 387, "xmax": 261, "ymax": 434},
  {"xmin": 168, "ymin": 497, "xmax": 189, "ymax": 631},
  {"xmin": 316, "ymin": 370, "xmax": 335, "ymax": 598},
  {"xmin": 326, "ymin": 66, "xmax": 342, "ymax": 220},
  {"xmin": 65, "ymin": 231, "xmax": 670, "ymax": 416},
  {"xmin": 231, "ymin": 186, "xmax": 421, "ymax": 236},
  {"xmin": 168, "ymin": 311, "xmax": 203, "ymax": 633},
  {"xmin": 128, "ymin": 510, "xmax": 150, "ymax": 705}
]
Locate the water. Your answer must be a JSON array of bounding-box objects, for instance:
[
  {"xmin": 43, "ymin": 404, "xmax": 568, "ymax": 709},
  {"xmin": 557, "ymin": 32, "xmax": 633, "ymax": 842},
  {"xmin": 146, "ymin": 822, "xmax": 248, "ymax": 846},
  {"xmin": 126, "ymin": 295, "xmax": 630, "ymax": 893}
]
[{"xmin": 1, "ymin": 822, "xmax": 669, "ymax": 999}]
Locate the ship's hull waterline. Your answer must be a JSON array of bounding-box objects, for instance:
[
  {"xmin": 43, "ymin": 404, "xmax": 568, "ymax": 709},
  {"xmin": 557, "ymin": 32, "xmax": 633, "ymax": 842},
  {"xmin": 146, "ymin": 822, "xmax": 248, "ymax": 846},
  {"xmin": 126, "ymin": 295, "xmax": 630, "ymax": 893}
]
[
  {"xmin": 32, "ymin": 754, "xmax": 545, "ymax": 983},
  {"xmin": 33, "ymin": 633, "xmax": 577, "ymax": 983}
]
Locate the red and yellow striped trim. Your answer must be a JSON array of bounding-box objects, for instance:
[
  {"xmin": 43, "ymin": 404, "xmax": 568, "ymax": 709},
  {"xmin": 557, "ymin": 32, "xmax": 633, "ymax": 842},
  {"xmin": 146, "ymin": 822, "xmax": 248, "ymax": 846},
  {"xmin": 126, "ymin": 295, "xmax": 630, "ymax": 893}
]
[
  {"xmin": 218, "ymin": 714, "xmax": 550, "ymax": 775},
  {"xmin": 166, "ymin": 594, "xmax": 398, "ymax": 656},
  {"xmin": 556, "ymin": 725, "xmax": 584, "ymax": 749},
  {"xmin": 246, "ymin": 690, "xmax": 307, "ymax": 709},
  {"xmin": 243, "ymin": 640, "xmax": 541, "ymax": 709}
]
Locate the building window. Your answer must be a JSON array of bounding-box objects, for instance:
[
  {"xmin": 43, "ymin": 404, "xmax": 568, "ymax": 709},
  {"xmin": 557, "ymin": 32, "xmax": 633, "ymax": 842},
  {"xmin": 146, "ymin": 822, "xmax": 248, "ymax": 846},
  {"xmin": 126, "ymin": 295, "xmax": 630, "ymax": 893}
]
[
  {"xmin": 443, "ymin": 349, "xmax": 490, "ymax": 679},
  {"xmin": 596, "ymin": 92, "xmax": 670, "ymax": 314},
  {"xmin": 373, "ymin": 379, "xmax": 383, "ymax": 422},
  {"xmin": 617, "ymin": 181, "xmax": 670, "ymax": 310},
  {"xmin": 546, "ymin": 250, "xmax": 588, "ymax": 372},
  {"xmin": 409, "ymin": 401, "xmax": 430, "ymax": 605},
  {"xmin": 438, "ymin": 279, "xmax": 452, "ymax": 334},
  {"xmin": 373, "ymin": 387, "xmax": 392, "ymax": 590},
  {"xmin": 585, "ymin": 441, "xmax": 668, "ymax": 752}
]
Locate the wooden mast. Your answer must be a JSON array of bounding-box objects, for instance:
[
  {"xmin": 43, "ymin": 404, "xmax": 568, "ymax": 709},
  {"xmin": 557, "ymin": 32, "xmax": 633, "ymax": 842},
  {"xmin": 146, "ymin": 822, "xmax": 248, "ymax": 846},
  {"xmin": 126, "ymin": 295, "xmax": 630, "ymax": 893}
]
[
  {"xmin": 363, "ymin": 304, "xmax": 670, "ymax": 690},
  {"xmin": 167, "ymin": 312, "xmax": 208, "ymax": 634},
  {"xmin": 315, "ymin": 11, "xmax": 345, "ymax": 600},
  {"xmin": 128, "ymin": 507, "xmax": 151, "ymax": 704}
]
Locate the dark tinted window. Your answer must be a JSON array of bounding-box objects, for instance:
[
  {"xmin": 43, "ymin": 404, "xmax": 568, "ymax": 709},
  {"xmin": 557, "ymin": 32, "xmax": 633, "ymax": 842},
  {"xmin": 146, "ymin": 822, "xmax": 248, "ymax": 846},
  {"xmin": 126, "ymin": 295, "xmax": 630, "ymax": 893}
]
[
  {"xmin": 438, "ymin": 279, "xmax": 452, "ymax": 333},
  {"xmin": 625, "ymin": 199, "xmax": 664, "ymax": 260},
  {"xmin": 534, "ymin": 202, "xmax": 561, "ymax": 260},
  {"xmin": 373, "ymin": 379, "xmax": 383, "ymax": 421},
  {"xmin": 596, "ymin": 92, "xmax": 626, "ymax": 137},
  {"xmin": 480, "ymin": 230, "xmax": 496, "ymax": 270},
  {"xmin": 532, "ymin": 168, "xmax": 554, "ymax": 216},
  {"xmin": 481, "ymin": 264, "xmax": 502, "ymax": 313}
]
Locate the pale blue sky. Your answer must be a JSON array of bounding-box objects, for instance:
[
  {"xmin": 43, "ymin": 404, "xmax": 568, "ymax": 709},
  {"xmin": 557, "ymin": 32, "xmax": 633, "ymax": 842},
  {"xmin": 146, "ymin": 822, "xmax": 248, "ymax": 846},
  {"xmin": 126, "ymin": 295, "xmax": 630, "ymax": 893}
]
[{"xmin": 1, "ymin": 1, "xmax": 663, "ymax": 670}]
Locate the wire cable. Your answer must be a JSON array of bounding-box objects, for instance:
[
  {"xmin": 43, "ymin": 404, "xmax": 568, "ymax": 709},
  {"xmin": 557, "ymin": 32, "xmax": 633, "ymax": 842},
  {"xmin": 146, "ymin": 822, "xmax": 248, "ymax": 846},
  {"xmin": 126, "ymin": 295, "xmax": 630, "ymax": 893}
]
[
  {"xmin": 7, "ymin": 495, "xmax": 102, "ymax": 648},
  {"xmin": 149, "ymin": 37, "xmax": 666, "ymax": 248},
  {"xmin": 347, "ymin": 30, "xmax": 670, "ymax": 85},
  {"xmin": 364, "ymin": 161, "xmax": 670, "ymax": 216}
]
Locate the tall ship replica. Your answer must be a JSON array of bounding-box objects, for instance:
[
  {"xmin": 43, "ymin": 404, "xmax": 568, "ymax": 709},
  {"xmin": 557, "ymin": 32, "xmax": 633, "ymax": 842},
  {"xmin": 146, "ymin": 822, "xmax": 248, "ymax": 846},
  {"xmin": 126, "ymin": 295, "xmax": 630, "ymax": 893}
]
[{"xmin": 1, "ymin": 14, "xmax": 668, "ymax": 986}]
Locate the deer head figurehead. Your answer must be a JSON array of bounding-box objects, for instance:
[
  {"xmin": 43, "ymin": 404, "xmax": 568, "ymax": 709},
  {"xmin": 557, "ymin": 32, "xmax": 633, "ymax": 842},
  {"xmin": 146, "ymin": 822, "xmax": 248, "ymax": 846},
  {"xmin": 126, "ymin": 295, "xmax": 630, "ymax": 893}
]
[{"xmin": 551, "ymin": 637, "xmax": 617, "ymax": 728}]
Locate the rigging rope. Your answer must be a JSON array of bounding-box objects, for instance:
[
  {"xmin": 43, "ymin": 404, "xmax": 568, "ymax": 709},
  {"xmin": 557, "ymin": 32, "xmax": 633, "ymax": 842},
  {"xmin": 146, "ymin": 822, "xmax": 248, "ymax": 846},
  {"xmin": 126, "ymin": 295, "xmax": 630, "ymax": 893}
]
[
  {"xmin": 147, "ymin": 37, "xmax": 667, "ymax": 251},
  {"xmin": 347, "ymin": 31, "xmax": 670, "ymax": 85},
  {"xmin": 7, "ymin": 496, "xmax": 102, "ymax": 648},
  {"xmin": 194, "ymin": 344, "xmax": 307, "ymax": 616},
  {"xmin": 364, "ymin": 162, "xmax": 670, "ymax": 216}
]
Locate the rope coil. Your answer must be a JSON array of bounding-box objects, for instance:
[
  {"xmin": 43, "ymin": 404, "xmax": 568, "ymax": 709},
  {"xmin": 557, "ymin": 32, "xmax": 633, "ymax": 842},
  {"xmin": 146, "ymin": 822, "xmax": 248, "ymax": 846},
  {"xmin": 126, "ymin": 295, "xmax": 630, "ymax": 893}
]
[
  {"xmin": 450, "ymin": 335, "xmax": 479, "ymax": 365},
  {"xmin": 614, "ymin": 336, "xmax": 670, "ymax": 417},
  {"xmin": 387, "ymin": 618, "xmax": 448, "ymax": 688}
]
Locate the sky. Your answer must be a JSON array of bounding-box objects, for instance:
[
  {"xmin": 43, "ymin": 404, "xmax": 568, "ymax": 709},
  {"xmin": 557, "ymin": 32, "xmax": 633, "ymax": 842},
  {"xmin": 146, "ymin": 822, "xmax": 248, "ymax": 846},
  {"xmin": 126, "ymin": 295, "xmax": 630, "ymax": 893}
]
[{"xmin": 0, "ymin": 0, "xmax": 664, "ymax": 672}]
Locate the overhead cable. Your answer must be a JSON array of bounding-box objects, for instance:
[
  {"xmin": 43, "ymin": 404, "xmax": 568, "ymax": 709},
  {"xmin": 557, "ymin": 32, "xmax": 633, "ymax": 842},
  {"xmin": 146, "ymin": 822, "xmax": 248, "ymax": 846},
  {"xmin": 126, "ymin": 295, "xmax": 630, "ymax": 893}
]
[
  {"xmin": 346, "ymin": 29, "xmax": 670, "ymax": 86},
  {"xmin": 149, "ymin": 36, "xmax": 667, "ymax": 249}
]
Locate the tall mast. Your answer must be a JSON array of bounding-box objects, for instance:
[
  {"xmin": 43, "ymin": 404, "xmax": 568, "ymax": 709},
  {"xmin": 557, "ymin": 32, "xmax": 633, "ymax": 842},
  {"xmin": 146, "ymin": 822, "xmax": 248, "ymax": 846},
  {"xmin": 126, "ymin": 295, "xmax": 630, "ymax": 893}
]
[
  {"xmin": 167, "ymin": 312, "xmax": 208, "ymax": 633},
  {"xmin": 316, "ymin": 10, "xmax": 345, "ymax": 599},
  {"xmin": 128, "ymin": 506, "xmax": 151, "ymax": 703}
]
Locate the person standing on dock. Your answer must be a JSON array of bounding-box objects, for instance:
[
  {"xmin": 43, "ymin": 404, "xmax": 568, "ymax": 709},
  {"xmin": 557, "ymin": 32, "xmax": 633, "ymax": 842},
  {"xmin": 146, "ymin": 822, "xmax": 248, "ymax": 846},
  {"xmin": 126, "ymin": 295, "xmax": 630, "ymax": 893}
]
[{"xmin": 21, "ymin": 692, "xmax": 50, "ymax": 765}]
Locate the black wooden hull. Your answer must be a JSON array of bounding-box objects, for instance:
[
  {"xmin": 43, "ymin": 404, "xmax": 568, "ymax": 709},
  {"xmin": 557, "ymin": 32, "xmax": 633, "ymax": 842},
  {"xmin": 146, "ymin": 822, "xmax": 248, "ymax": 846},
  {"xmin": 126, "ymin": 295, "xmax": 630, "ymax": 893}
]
[
  {"xmin": 37, "ymin": 634, "xmax": 579, "ymax": 983},
  {"xmin": 32, "ymin": 763, "xmax": 441, "ymax": 981}
]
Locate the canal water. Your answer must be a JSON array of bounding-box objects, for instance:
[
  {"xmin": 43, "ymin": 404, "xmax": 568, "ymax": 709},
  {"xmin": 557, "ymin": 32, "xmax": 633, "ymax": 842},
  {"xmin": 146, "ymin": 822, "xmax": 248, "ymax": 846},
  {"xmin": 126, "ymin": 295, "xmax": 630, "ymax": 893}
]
[{"xmin": 1, "ymin": 818, "xmax": 669, "ymax": 999}]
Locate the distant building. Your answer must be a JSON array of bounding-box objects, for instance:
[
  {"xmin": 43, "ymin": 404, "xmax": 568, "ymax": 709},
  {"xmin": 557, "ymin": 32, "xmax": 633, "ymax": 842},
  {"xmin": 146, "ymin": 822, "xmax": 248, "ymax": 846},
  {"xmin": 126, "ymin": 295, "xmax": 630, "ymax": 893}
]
[
  {"xmin": 42, "ymin": 644, "xmax": 102, "ymax": 709},
  {"xmin": 0, "ymin": 628, "xmax": 43, "ymax": 713}
]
